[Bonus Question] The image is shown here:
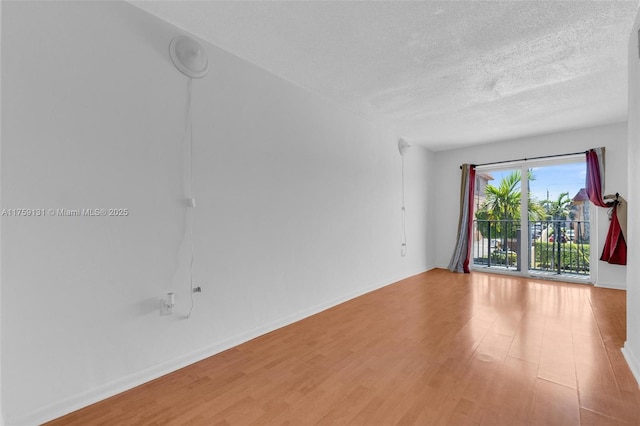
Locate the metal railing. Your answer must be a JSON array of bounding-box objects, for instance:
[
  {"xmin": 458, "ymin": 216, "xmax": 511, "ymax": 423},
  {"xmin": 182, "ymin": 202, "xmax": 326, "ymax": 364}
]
[{"xmin": 472, "ymin": 219, "xmax": 590, "ymax": 276}]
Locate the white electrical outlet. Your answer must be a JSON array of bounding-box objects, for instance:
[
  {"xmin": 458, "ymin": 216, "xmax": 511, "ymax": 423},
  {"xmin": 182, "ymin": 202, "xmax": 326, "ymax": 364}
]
[
  {"xmin": 160, "ymin": 292, "xmax": 175, "ymax": 315},
  {"xmin": 160, "ymin": 302, "xmax": 172, "ymax": 315}
]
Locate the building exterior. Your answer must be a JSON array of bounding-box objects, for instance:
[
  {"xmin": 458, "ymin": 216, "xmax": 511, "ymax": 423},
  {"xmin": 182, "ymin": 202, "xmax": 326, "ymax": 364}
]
[{"xmin": 570, "ymin": 188, "xmax": 590, "ymax": 242}]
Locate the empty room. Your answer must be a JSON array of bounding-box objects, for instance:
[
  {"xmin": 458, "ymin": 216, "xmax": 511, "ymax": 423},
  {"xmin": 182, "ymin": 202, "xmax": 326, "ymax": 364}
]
[{"xmin": 2, "ymin": 1, "xmax": 640, "ymax": 425}]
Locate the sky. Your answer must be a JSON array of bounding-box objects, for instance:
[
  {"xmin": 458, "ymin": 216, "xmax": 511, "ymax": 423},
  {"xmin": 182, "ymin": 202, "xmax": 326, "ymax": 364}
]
[{"xmin": 488, "ymin": 162, "xmax": 586, "ymax": 204}]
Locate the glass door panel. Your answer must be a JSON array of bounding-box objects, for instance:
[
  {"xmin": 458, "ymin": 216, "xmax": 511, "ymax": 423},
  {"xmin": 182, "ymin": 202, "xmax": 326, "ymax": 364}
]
[
  {"xmin": 527, "ymin": 162, "xmax": 590, "ymax": 278},
  {"xmin": 472, "ymin": 169, "xmax": 521, "ymax": 271}
]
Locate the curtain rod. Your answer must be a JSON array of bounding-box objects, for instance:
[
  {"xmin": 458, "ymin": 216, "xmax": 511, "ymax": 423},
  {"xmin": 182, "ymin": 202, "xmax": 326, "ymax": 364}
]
[{"xmin": 460, "ymin": 150, "xmax": 588, "ymax": 169}]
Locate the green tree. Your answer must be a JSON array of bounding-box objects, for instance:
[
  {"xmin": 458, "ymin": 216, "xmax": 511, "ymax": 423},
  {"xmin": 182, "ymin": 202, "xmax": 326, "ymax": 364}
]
[
  {"xmin": 475, "ymin": 170, "xmax": 543, "ymax": 256},
  {"xmin": 542, "ymin": 192, "xmax": 571, "ymax": 220},
  {"xmin": 540, "ymin": 192, "xmax": 571, "ymax": 270},
  {"xmin": 483, "ymin": 170, "xmax": 521, "ymax": 222},
  {"xmin": 479, "ymin": 170, "xmax": 544, "ymax": 221},
  {"xmin": 528, "ymin": 197, "xmax": 547, "ymax": 221}
]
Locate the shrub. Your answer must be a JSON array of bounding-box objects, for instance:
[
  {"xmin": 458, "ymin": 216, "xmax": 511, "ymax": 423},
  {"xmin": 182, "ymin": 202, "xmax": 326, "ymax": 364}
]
[
  {"xmin": 490, "ymin": 250, "xmax": 517, "ymax": 266},
  {"xmin": 533, "ymin": 242, "xmax": 590, "ymax": 272}
]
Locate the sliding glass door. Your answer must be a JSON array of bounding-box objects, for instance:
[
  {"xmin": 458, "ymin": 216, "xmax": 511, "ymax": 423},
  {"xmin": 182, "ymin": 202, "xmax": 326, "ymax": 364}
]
[
  {"xmin": 471, "ymin": 159, "xmax": 590, "ymax": 280},
  {"xmin": 527, "ymin": 162, "xmax": 590, "ymax": 278},
  {"xmin": 473, "ymin": 168, "xmax": 521, "ymax": 271}
]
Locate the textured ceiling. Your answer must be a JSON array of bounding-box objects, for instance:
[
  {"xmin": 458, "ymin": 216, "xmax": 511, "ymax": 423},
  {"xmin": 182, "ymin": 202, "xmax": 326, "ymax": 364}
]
[{"xmin": 130, "ymin": 0, "xmax": 639, "ymax": 151}]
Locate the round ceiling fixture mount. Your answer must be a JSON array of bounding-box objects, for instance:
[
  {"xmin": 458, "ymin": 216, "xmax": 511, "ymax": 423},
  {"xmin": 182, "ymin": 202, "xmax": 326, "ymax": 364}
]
[
  {"xmin": 169, "ymin": 36, "xmax": 209, "ymax": 78},
  {"xmin": 398, "ymin": 138, "xmax": 411, "ymax": 156}
]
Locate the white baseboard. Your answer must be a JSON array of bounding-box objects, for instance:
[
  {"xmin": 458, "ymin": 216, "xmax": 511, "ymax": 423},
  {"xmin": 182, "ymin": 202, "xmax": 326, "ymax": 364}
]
[
  {"xmin": 16, "ymin": 266, "xmax": 433, "ymax": 426},
  {"xmin": 466, "ymin": 266, "xmax": 626, "ymax": 289},
  {"xmin": 621, "ymin": 343, "xmax": 640, "ymax": 389},
  {"xmin": 595, "ymin": 281, "xmax": 627, "ymax": 290},
  {"xmin": 420, "ymin": 264, "xmax": 437, "ymax": 273}
]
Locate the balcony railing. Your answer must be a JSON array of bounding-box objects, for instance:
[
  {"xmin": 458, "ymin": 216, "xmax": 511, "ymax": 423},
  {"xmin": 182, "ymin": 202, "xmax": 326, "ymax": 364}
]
[{"xmin": 473, "ymin": 219, "xmax": 590, "ymax": 276}]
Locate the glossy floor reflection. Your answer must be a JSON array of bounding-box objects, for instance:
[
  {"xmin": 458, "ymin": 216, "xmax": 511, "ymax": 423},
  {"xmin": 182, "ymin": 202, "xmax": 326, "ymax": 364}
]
[{"xmin": 49, "ymin": 269, "xmax": 640, "ymax": 425}]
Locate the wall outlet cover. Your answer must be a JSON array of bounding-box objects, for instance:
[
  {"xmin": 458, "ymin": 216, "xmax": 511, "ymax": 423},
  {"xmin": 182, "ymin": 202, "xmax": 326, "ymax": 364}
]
[{"xmin": 160, "ymin": 300, "xmax": 173, "ymax": 315}]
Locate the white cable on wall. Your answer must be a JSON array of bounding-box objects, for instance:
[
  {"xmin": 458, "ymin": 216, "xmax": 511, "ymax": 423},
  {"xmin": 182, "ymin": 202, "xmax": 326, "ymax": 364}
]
[
  {"xmin": 185, "ymin": 77, "xmax": 196, "ymax": 318},
  {"xmin": 169, "ymin": 35, "xmax": 209, "ymax": 318},
  {"xmin": 398, "ymin": 139, "xmax": 410, "ymax": 257},
  {"xmin": 401, "ymin": 154, "xmax": 407, "ymax": 257}
]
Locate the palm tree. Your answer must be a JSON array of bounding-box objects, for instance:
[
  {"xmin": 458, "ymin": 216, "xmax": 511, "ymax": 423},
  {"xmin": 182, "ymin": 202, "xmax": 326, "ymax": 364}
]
[
  {"xmin": 528, "ymin": 198, "xmax": 547, "ymax": 221},
  {"xmin": 542, "ymin": 192, "xmax": 571, "ymax": 220},
  {"xmin": 541, "ymin": 192, "xmax": 571, "ymax": 271},
  {"xmin": 476, "ymin": 170, "xmax": 543, "ymax": 260},
  {"xmin": 481, "ymin": 170, "xmax": 545, "ymax": 222},
  {"xmin": 483, "ymin": 170, "xmax": 521, "ymax": 222}
]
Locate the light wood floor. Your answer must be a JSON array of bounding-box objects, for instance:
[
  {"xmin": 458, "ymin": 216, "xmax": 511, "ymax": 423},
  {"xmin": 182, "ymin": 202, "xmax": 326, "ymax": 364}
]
[{"xmin": 48, "ymin": 269, "xmax": 640, "ymax": 425}]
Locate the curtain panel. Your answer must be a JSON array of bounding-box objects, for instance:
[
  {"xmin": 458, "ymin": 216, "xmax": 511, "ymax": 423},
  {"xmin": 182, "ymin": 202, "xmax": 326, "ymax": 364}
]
[
  {"xmin": 448, "ymin": 164, "xmax": 476, "ymax": 273},
  {"xmin": 586, "ymin": 148, "xmax": 627, "ymax": 265},
  {"xmin": 586, "ymin": 148, "xmax": 609, "ymax": 207}
]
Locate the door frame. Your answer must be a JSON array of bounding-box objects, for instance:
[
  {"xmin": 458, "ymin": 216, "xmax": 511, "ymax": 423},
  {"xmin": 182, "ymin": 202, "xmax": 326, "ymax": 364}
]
[{"xmin": 471, "ymin": 155, "xmax": 593, "ymax": 283}]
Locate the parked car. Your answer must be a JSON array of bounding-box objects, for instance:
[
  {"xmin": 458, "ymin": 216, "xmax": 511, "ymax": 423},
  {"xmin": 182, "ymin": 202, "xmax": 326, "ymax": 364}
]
[{"xmin": 549, "ymin": 233, "xmax": 567, "ymax": 243}]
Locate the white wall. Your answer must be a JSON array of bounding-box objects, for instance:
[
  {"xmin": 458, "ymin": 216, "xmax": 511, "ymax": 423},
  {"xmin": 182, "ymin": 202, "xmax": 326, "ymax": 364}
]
[
  {"xmin": 622, "ymin": 7, "xmax": 640, "ymax": 386},
  {"xmin": 0, "ymin": 0, "xmax": 3, "ymax": 424},
  {"xmin": 0, "ymin": 2, "xmax": 434, "ymax": 424},
  {"xmin": 432, "ymin": 123, "xmax": 628, "ymax": 289}
]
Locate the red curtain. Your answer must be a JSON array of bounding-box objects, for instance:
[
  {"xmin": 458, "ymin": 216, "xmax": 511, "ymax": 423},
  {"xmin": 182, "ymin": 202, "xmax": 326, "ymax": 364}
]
[
  {"xmin": 448, "ymin": 165, "xmax": 476, "ymax": 273},
  {"xmin": 585, "ymin": 149, "xmax": 610, "ymax": 207},
  {"xmin": 600, "ymin": 203, "xmax": 627, "ymax": 265},
  {"xmin": 586, "ymin": 148, "xmax": 626, "ymax": 265},
  {"xmin": 463, "ymin": 167, "xmax": 476, "ymax": 272}
]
